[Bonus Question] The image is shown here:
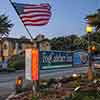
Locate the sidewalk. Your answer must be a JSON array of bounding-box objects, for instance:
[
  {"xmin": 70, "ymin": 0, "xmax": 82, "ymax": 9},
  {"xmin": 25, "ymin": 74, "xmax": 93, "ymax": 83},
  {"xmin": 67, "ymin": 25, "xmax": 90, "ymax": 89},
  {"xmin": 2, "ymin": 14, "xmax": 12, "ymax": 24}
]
[
  {"xmin": 0, "ymin": 69, "xmax": 15, "ymax": 74},
  {"xmin": 0, "ymin": 69, "xmax": 24, "ymax": 82}
]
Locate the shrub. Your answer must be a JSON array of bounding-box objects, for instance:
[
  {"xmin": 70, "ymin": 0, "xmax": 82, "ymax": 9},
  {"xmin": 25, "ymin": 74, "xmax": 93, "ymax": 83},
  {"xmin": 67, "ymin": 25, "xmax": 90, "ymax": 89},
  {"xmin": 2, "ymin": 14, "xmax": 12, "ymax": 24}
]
[
  {"xmin": 70, "ymin": 91, "xmax": 100, "ymax": 100},
  {"xmin": 8, "ymin": 55, "xmax": 25, "ymax": 70},
  {"xmin": 32, "ymin": 96, "xmax": 38, "ymax": 100},
  {"xmin": 8, "ymin": 61, "xmax": 15, "ymax": 70}
]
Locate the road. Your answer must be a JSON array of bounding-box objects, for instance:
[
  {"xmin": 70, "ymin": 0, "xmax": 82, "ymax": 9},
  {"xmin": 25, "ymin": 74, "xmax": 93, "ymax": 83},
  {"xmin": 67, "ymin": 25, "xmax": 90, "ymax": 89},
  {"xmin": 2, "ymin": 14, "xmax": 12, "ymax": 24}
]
[
  {"xmin": 0, "ymin": 66, "xmax": 88, "ymax": 100},
  {"xmin": 0, "ymin": 80, "xmax": 14, "ymax": 100},
  {"xmin": 0, "ymin": 71, "xmax": 24, "ymax": 100}
]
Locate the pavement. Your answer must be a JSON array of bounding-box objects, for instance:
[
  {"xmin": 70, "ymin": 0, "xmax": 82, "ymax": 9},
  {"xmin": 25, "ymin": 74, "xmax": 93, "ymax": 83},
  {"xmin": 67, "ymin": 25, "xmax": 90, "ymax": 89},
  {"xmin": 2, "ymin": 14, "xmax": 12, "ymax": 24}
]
[
  {"xmin": 0, "ymin": 81, "xmax": 14, "ymax": 100},
  {"xmin": 0, "ymin": 70, "xmax": 24, "ymax": 100},
  {"xmin": 0, "ymin": 83, "xmax": 14, "ymax": 99}
]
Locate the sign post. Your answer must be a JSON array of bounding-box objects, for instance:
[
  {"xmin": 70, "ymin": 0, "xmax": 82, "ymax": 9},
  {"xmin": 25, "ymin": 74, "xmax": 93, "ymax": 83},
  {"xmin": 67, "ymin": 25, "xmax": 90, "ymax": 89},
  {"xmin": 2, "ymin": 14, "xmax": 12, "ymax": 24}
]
[
  {"xmin": 25, "ymin": 49, "xmax": 32, "ymax": 80},
  {"xmin": 25, "ymin": 49, "xmax": 39, "ymax": 95},
  {"xmin": 31, "ymin": 49, "xmax": 39, "ymax": 95}
]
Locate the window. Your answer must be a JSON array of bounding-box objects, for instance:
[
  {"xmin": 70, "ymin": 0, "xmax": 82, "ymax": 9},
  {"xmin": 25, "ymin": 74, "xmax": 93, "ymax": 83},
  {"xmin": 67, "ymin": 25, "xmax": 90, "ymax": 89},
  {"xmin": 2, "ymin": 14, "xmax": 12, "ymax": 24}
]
[
  {"xmin": 46, "ymin": 43, "xmax": 49, "ymax": 46},
  {"xmin": 18, "ymin": 43, "xmax": 22, "ymax": 49},
  {"xmin": 3, "ymin": 44, "xmax": 7, "ymax": 49}
]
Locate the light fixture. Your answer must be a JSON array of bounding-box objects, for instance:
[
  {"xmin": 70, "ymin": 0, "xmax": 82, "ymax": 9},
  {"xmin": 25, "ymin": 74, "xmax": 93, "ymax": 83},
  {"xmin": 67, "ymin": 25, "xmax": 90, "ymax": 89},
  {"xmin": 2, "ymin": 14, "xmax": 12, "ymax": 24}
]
[{"xmin": 86, "ymin": 25, "xmax": 93, "ymax": 33}]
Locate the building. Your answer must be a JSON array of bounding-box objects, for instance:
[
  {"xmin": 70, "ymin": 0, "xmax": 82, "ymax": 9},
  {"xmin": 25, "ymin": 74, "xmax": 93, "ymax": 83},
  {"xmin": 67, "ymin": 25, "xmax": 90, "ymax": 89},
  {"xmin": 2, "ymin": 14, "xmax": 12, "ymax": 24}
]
[
  {"xmin": 0, "ymin": 37, "xmax": 33, "ymax": 61},
  {"xmin": 0, "ymin": 35, "xmax": 51, "ymax": 61},
  {"xmin": 34, "ymin": 34, "xmax": 51, "ymax": 51}
]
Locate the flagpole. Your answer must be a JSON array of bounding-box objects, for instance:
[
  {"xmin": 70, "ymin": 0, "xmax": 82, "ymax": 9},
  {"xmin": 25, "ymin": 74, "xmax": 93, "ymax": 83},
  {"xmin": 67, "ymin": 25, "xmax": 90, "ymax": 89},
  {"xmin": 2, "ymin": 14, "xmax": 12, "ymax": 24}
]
[
  {"xmin": 9, "ymin": 0, "xmax": 40, "ymax": 96},
  {"xmin": 9, "ymin": 0, "xmax": 33, "ymax": 41}
]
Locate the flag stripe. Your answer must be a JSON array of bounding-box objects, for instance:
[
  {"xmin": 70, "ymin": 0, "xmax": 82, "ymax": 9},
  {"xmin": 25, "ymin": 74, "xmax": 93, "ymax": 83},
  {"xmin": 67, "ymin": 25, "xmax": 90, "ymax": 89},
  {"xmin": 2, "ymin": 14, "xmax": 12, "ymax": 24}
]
[
  {"xmin": 23, "ymin": 10, "xmax": 51, "ymax": 14},
  {"xmin": 24, "ymin": 23, "xmax": 48, "ymax": 26},
  {"xmin": 24, "ymin": 9, "xmax": 49, "ymax": 13},
  {"xmin": 22, "ymin": 18, "xmax": 49, "ymax": 23},
  {"xmin": 24, "ymin": 3, "xmax": 50, "ymax": 7},
  {"xmin": 21, "ymin": 16, "xmax": 50, "ymax": 21},
  {"xmin": 24, "ymin": 6, "xmax": 50, "ymax": 9},
  {"xmin": 23, "ymin": 3, "xmax": 50, "ymax": 8},
  {"xmin": 23, "ymin": 20, "xmax": 48, "ymax": 24},
  {"xmin": 20, "ymin": 12, "xmax": 51, "ymax": 17},
  {"xmin": 24, "ymin": 21, "xmax": 48, "ymax": 26},
  {"xmin": 20, "ymin": 14, "xmax": 51, "ymax": 19}
]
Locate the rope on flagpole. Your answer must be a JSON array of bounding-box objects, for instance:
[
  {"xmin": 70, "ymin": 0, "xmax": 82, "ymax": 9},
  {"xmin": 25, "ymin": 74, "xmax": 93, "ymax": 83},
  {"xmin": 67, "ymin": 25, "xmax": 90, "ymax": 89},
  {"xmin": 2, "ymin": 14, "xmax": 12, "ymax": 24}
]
[{"xmin": 9, "ymin": 0, "xmax": 33, "ymax": 41}]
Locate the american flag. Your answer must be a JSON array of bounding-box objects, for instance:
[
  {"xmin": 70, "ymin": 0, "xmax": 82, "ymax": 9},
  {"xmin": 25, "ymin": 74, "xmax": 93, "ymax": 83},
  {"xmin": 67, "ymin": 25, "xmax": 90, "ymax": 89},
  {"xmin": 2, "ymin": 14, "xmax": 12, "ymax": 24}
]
[{"xmin": 13, "ymin": 3, "xmax": 51, "ymax": 26}]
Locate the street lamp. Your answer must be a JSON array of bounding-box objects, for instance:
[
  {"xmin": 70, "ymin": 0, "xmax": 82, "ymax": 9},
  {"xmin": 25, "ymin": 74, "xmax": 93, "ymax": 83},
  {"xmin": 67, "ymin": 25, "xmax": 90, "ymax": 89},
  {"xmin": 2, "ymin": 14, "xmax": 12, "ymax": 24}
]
[{"xmin": 86, "ymin": 25, "xmax": 94, "ymax": 81}]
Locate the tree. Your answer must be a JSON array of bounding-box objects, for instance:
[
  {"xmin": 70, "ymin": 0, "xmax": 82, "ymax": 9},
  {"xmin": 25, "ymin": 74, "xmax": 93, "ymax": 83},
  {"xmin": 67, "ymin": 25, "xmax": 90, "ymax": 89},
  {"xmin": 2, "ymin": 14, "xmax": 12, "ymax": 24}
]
[
  {"xmin": 85, "ymin": 9, "xmax": 100, "ymax": 32},
  {"xmin": 50, "ymin": 37, "xmax": 65, "ymax": 50},
  {"xmin": 74, "ymin": 37, "xmax": 88, "ymax": 50},
  {"xmin": 66, "ymin": 34, "xmax": 79, "ymax": 51},
  {"xmin": 82, "ymin": 32, "xmax": 100, "ymax": 53},
  {"xmin": 0, "ymin": 14, "xmax": 13, "ymax": 39},
  {"xmin": 50, "ymin": 34, "xmax": 79, "ymax": 51},
  {"xmin": 0, "ymin": 14, "xmax": 13, "ymax": 61}
]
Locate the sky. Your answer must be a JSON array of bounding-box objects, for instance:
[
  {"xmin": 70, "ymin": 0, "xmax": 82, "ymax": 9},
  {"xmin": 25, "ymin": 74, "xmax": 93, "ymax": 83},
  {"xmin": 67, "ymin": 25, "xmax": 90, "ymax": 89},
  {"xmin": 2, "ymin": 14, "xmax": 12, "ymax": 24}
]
[{"xmin": 0, "ymin": 0, "xmax": 100, "ymax": 39}]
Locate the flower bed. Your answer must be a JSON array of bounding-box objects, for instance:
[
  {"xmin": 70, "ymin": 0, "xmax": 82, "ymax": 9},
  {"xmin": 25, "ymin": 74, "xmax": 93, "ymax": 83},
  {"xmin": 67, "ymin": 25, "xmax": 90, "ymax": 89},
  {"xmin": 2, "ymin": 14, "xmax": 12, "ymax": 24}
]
[{"xmin": 7, "ymin": 76, "xmax": 100, "ymax": 100}]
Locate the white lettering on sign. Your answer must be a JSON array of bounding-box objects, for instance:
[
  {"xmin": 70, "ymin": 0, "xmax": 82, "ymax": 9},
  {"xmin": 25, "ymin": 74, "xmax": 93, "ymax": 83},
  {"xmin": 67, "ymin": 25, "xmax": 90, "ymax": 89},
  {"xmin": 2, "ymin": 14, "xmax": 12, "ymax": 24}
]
[
  {"xmin": 42, "ymin": 52, "xmax": 67, "ymax": 63},
  {"xmin": 25, "ymin": 49, "xmax": 32, "ymax": 80}
]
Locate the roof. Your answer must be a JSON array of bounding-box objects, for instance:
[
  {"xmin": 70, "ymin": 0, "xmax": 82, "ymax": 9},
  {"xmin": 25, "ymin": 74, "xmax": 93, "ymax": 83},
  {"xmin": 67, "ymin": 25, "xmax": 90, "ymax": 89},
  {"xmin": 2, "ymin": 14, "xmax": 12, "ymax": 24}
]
[
  {"xmin": 2, "ymin": 37, "xmax": 33, "ymax": 44},
  {"xmin": 35, "ymin": 38, "xmax": 50, "ymax": 43},
  {"xmin": 1, "ymin": 35, "xmax": 50, "ymax": 44}
]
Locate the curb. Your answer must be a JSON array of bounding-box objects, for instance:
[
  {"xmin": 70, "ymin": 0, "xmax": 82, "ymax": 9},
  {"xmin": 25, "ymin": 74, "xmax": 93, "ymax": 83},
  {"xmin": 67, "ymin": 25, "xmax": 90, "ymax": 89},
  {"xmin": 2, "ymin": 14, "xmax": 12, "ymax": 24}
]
[
  {"xmin": 0, "ymin": 78, "xmax": 15, "ymax": 83},
  {"xmin": 0, "ymin": 69, "xmax": 24, "ymax": 74},
  {"xmin": 6, "ymin": 91, "xmax": 32, "ymax": 100},
  {"xmin": 16, "ymin": 70, "xmax": 24, "ymax": 73},
  {"xmin": 6, "ymin": 92, "xmax": 15, "ymax": 100}
]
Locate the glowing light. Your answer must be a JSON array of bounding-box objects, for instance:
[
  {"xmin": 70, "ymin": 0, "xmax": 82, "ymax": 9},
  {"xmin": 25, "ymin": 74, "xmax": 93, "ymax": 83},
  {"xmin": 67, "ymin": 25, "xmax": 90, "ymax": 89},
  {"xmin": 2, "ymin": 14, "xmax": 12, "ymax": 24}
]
[{"xmin": 86, "ymin": 25, "xmax": 93, "ymax": 33}]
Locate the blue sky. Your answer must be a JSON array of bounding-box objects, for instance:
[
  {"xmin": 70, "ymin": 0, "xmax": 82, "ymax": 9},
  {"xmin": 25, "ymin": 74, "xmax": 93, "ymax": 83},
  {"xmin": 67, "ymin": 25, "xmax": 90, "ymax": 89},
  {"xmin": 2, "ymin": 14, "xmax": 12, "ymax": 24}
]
[{"xmin": 0, "ymin": 0, "xmax": 99, "ymax": 39}]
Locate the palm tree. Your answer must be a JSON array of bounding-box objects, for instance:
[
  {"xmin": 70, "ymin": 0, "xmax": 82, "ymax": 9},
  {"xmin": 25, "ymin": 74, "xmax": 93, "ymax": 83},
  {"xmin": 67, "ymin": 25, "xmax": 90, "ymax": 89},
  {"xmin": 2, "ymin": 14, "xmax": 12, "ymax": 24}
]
[
  {"xmin": 0, "ymin": 14, "xmax": 13, "ymax": 38},
  {"xmin": 0, "ymin": 14, "xmax": 13, "ymax": 62}
]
